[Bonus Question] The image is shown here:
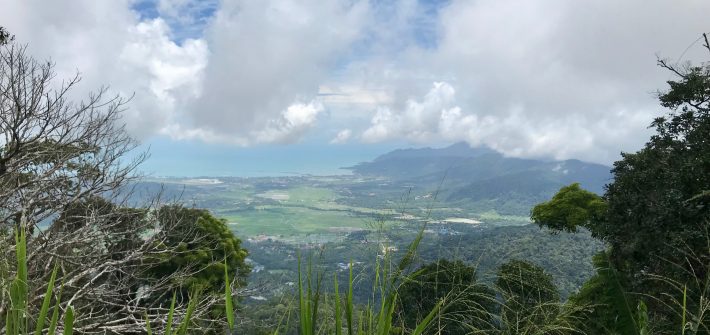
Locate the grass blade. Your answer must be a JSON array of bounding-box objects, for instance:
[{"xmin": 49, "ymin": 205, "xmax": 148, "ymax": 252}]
[
  {"xmin": 47, "ymin": 283, "xmax": 64, "ymax": 335},
  {"xmin": 411, "ymin": 300, "xmax": 443, "ymax": 335},
  {"xmin": 346, "ymin": 262, "xmax": 354, "ymax": 335},
  {"xmin": 225, "ymin": 258, "xmax": 235, "ymax": 332},
  {"xmin": 9, "ymin": 227, "xmax": 29, "ymax": 335},
  {"xmin": 638, "ymin": 300, "xmax": 649, "ymax": 335},
  {"xmin": 298, "ymin": 254, "xmax": 309, "ymax": 335},
  {"xmin": 35, "ymin": 263, "xmax": 59, "ymax": 335},
  {"xmin": 62, "ymin": 306, "xmax": 74, "ymax": 335},
  {"xmin": 682, "ymin": 284, "xmax": 687, "ymax": 335},
  {"xmin": 310, "ymin": 268, "xmax": 323, "ymax": 335},
  {"xmin": 165, "ymin": 291, "xmax": 176, "ymax": 335},
  {"xmin": 334, "ymin": 273, "xmax": 342, "ymax": 335},
  {"xmin": 177, "ymin": 289, "xmax": 200, "ymax": 335},
  {"xmin": 145, "ymin": 311, "xmax": 153, "ymax": 335}
]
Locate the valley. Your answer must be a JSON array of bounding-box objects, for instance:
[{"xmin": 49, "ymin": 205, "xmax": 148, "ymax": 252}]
[{"xmin": 138, "ymin": 143, "xmax": 610, "ymax": 303}]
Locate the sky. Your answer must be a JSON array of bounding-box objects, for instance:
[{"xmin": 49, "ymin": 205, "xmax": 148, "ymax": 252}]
[{"xmin": 1, "ymin": 0, "xmax": 709, "ymax": 176}]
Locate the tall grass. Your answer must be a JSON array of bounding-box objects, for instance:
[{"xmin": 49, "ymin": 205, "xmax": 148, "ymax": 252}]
[
  {"xmin": 4, "ymin": 227, "xmax": 73, "ymax": 335},
  {"xmin": 289, "ymin": 222, "xmax": 441, "ymax": 335}
]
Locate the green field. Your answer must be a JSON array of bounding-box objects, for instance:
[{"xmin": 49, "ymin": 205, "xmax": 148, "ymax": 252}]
[
  {"xmin": 222, "ymin": 206, "xmax": 369, "ymax": 237},
  {"xmin": 150, "ymin": 177, "xmax": 530, "ymax": 241},
  {"xmin": 216, "ymin": 186, "xmax": 378, "ymax": 238}
]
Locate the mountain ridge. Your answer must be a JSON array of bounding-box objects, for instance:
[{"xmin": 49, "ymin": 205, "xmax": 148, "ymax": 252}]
[{"xmin": 347, "ymin": 142, "xmax": 612, "ymax": 214}]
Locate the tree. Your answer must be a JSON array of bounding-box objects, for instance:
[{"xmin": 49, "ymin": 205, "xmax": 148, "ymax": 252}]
[
  {"xmin": 600, "ymin": 37, "xmax": 710, "ymax": 282},
  {"xmin": 530, "ymin": 183, "xmax": 606, "ymax": 233},
  {"xmin": 532, "ymin": 34, "xmax": 710, "ymax": 332},
  {"xmin": 495, "ymin": 259, "xmax": 560, "ymax": 333},
  {"xmin": 566, "ymin": 252, "xmax": 639, "ymax": 335},
  {"xmin": 149, "ymin": 206, "xmax": 250, "ymax": 298},
  {"xmin": 396, "ymin": 259, "xmax": 496, "ymax": 334},
  {"xmin": 0, "ymin": 37, "xmax": 250, "ymax": 334},
  {"xmin": 0, "ymin": 42, "xmax": 145, "ymax": 231},
  {"xmin": 13, "ymin": 198, "xmax": 251, "ymax": 333},
  {"xmin": 0, "ymin": 27, "xmax": 12, "ymax": 45}
]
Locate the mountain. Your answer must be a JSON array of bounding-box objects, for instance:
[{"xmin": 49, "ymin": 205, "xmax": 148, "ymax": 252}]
[
  {"xmin": 347, "ymin": 142, "xmax": 496, "ymax": 180},
  {"xmin": 348, "ymin": 142, "xmax": 612, "ymax": 214}
]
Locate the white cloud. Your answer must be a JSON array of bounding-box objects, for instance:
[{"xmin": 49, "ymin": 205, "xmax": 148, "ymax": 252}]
[
  {"xmin": 354, "ymin": 0, "xmax": 710, "ymax": 163},
  {"xmin": 0, "ymin": 0, "xmax": 368, "ymax": 146},
  {"xmin": 253, "ymin": 100, "xmax": 324, "ymax": 144},
  {"xmin": 175, "ymin": 0, "xmax": 369, "ymax": 145},
  {"xmin": 0, "ymin": 0, "xmax": 207, "ymax": 140},
  {"xmin": 362, "ymin": 82, "xmax": 458, "ymax": 143},
  {"xmin": 3, "ymin": 0, "xmax": 710, "ymax": 162},
  {"xmin": 330, "ymin": 129, "xmax": 353, "ymax": 144},
  {"xmin": 163, "ymin": 100, "xmax": 324, "ymax": 145},
  {"xmin": 361, "ymin": 80, "xmax": 660, "ymax": 163}
]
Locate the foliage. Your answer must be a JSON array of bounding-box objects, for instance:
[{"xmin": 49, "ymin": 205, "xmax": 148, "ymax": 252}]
[
  {"xmin": 3, "ymin": 222, "xmax": 240, "ymax": 335},
  {"xmin": 495, "ymin": 259, "xmax": 561, "ymax": 330},
  {"xmin": 151, "ymin": 205, "xmax": 250, "ymax": 297},
  {"xmin": 604, "ymin": 37, "xmax": 710, "ymax": 274},
  {"xmin": 530, "ymin": 34, "xmax": 710, "ymax": 333},
  {"xmin": 0, "ymin": 27, "xmax": 12, "ymax": 45},
  {"xmin": 567, "ymin": 251, "xmax": 639, "ymax": 334},
  {"xmin": 412, "ymin": 224, "xmax": 604, "ymax": 298},
  {"xmin": 396, "ymin": 259, "xmax": 496, "ymax": 334},
  {"xmin": 595, "ymin": 37, "xmax": 710, "ymax": 330},
  {"xmin": 287, "ymin": 225, "xmax": 442, "ymax": 335},
  {"xmin": 531, "ymin": 183, "xmax": 607, "ymax": 233},
  {"xmin": 4, "ymin": 226, "xmax": 73, "ymax": 334}
]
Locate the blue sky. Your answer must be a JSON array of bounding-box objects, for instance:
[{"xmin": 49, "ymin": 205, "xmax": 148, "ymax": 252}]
[{"xmin": 2, "ymin": 0, "xmax": 709, "ymax": 176}]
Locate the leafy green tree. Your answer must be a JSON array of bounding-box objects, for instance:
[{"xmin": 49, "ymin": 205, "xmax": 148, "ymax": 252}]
[
  {"xmin": 532, "ymin": 35, "xmax": 710, "ymax": 332},
  {"xmin": 396, "ymin": 259, "xmax": 496, "ymax": 334},
  {"xmin": 530, "ymin": 183, "xmax": 606, "ymax": 233},
  {"xmin": 151, "ymin": 206, "xmax": 250, "ymax": 295},
  {"xmin": 600, "ymin": 53, "xmax": 710, "ymax": 283}
]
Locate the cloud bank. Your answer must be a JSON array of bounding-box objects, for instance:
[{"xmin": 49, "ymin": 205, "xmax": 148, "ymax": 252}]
[{"xmin": 1, "ymin": 0, "xmax": 709, "ymax": 163}]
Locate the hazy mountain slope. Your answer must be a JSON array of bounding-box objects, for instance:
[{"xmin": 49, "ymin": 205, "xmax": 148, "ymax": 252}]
[{"xmin": 349, "ymin": 142, "xmax": 612, "ymax": 214}]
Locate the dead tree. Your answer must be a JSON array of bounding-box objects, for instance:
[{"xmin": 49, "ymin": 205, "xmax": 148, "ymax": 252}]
[
  {"xmin": 0, "ymin": 41, "xmax": 249, "ymax": 333},
  {"xmin": 0, "ymin": 43, "xmax": 146, "ymax": 229}
]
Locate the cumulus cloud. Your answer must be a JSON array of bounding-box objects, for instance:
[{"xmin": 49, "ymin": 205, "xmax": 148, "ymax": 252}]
[
  {"xmin": 362, "ymin": 82, "xmax": 458, "ymax": 143},
  {"xmin": 0, "ymin": 0, "xmax": 368, "ymax": 146},
  {"xmin": 360, "ymin": 79, "xmax": 657, "ymax": 162},
  {"xmin": 0, "ymin": 0, "xmax": 207, "ymax": 139},
  {"xmin": 3, "ymin": 0, "xmax": 710, "ymax": 162},
  {"xmin": 253, "ymin": 101, "xmax": 324, "ymax": 144},
  {"xmin": 174, "ymin": 0, "xmax": 368, "ymax": 145},
  {"xmin": 164, "ymin": 100, "xmax": 324, "ymax": 144},
  {"xmin": 355, "ymin": 0, "xmax": 710, "ymax": 163},
  {"xmin": 330, "ymin": 129, "xmax": 353, "ymax": 144}
]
